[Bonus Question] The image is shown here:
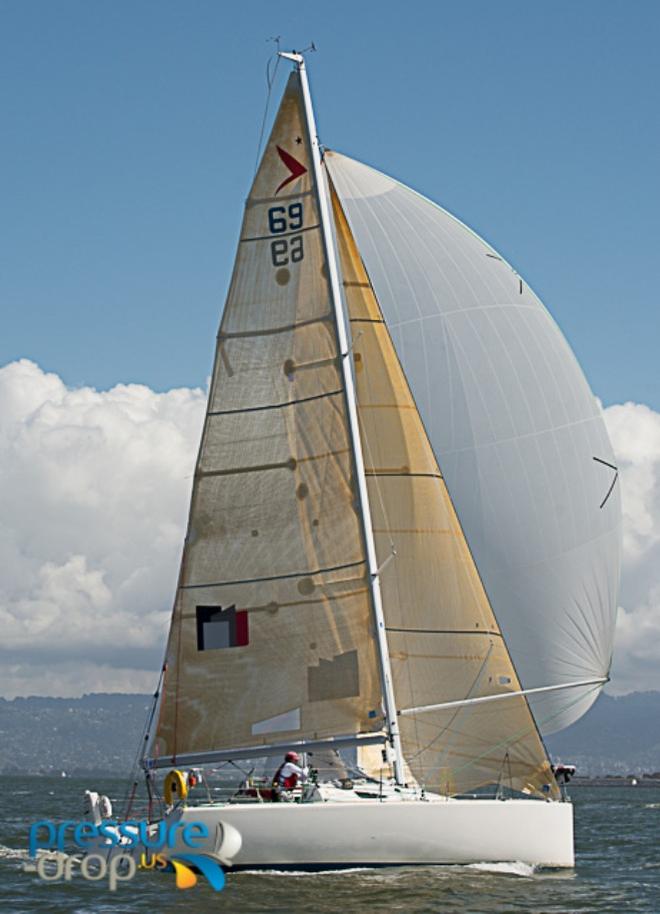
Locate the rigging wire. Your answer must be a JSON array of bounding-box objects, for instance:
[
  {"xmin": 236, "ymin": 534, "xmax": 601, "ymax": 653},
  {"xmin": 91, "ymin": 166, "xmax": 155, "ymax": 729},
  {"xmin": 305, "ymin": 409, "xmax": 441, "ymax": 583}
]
[
  {"xmin": 495, "ymin": 750, "xmax": 513, "ymax": 799},
  {"xmin": 120, "ymin": 663, "xmax": 166, "ymax": 820},
  {"xmin": 253, "ymin": 38, "xmax": 282, "ymax": 177},
  {"xmin": 253, "ymin": 40, "xmax": 318, "ymax": 178},
  {"xmin": 408, "ymin": 642, "xmax": 495, "ymax": 764},
  {"xmin": 420, "ymin": 681, "xmax": 602, "ymax": 792}
]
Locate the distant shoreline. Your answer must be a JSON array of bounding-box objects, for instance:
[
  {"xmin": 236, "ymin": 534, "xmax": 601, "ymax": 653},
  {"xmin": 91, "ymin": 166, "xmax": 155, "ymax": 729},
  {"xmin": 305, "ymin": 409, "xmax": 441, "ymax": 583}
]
[
  {"xmin": 572, "ymin": 777, "xmax": 660, "ymax": 788},
  {"xmin": 2, "ymin": 773, "xmax": 660, "ymax": 788}
]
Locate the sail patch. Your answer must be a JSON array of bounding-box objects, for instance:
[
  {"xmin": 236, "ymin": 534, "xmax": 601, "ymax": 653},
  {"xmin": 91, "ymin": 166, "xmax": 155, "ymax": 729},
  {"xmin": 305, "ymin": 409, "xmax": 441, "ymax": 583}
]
[
  {"xmin": 308, "ymin": 650, "xmax": 359, "ymax": 701},
  {"xmin": 196, "ymin": 605, "xmax": 249, "ymax": 650},
  {"xmin": 251, "ymin": 707, "xmax": 301, "ymax": 735}
]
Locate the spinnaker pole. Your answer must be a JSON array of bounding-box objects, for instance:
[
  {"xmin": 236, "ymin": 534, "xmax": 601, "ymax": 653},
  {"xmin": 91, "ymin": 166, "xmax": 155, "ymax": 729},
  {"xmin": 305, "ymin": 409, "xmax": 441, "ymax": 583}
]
[
  {"xmin": 280, "ymin": 51, "xmax": 405, "ymax": 785},
  {"xmin": 400, "ymin": 677, "xmax": 609, "ymax": 717}
]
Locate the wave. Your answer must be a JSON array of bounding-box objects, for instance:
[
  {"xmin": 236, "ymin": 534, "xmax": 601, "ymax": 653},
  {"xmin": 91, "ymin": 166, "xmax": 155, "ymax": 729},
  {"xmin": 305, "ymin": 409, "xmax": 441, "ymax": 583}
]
[
  {"xmin": 237, "ymin": 862, "xmax": 539, "ymax": 879},
  {"xmin": 0, "ymin": 844, "xmax": 72, "ymax": 865},
  {"xmin": 236, "ymin": 867, "xmax": 373, "ymax": 877},
  {"xmin": 0, "ymin": 845, "xmax": 30, "ymax": 861},
  {"xmin": 467, "ymin": 861, "xmax": 537, "ymax": 877}
]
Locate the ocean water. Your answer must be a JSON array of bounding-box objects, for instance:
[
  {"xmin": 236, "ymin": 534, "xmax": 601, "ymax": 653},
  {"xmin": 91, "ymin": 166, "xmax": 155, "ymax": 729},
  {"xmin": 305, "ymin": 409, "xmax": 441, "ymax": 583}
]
[{"xmin": 1, "ymin": 777, "xmax": 658, "ymax": 913}]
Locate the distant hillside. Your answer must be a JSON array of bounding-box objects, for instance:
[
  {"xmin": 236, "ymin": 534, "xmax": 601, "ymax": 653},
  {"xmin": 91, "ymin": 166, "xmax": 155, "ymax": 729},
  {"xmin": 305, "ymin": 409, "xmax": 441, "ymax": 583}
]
[
  {"xmin": 1, "ymin": 690, "xmax": 659, "ymax": 777},
  {"xmin": 0, "ymin": 693, "xmax": 151, "ymax": 776},
  {"xmin": 545, "ymin": 690, "xmax": 660, "ymax": 776}
]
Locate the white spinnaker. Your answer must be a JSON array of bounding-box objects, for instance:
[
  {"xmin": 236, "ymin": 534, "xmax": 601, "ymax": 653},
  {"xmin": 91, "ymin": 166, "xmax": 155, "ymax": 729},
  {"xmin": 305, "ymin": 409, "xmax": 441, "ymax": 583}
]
[{"xmin": 327, "ymin": 151, "xmax": 621, "ymax": 734}]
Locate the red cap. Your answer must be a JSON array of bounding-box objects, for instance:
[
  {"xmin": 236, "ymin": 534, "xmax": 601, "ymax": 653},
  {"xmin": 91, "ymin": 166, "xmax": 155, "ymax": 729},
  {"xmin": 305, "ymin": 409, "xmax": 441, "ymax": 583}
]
[{"xmin": 285, "ymin": 751, "xmax": 300, "ymax": 763}]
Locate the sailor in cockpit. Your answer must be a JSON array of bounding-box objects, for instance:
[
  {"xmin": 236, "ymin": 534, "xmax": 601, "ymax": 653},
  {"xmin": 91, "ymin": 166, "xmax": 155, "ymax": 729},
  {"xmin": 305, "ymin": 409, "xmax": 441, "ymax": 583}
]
[{"xmin": 272, "ymin": 751, "xmax": 309, "ymax": 800}]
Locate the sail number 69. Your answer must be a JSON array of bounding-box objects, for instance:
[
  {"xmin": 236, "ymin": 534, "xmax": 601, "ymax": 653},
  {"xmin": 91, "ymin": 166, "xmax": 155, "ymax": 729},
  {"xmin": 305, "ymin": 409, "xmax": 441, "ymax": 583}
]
[
  {"xmin": 268, "ymin": 203, "xmax": 304, "ymax": 267},
  {"xmin": 268, "ymin": 203, "xmax": 303, "ymax": 233}
]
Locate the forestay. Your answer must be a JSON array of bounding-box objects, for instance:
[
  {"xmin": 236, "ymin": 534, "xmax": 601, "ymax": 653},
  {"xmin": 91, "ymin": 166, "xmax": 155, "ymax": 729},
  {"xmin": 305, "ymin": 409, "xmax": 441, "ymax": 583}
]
[
  {"xmin": 149, "ymin": 74, "xmax": 384, "ymax": 766},
  {"xmin": 331, "ymin": 187, "xmax": 558, "ymax": 798},
  {"xmin": 327, "ymin": 152, "xmax": 621, "ymax": 734}
]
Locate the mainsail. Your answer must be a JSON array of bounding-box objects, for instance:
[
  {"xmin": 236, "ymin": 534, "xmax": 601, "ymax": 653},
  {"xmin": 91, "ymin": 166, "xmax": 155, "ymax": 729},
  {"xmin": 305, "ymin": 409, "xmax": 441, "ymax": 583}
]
[
  {"xmin": 150, "ymin": 72, "xmax": 384, "ymax": 766},
  {"xmin": 326, "ymin": 152, "xmax": 621, "ymax": 735},
  {"xmin": 331, "ymin": 187, "xmax": 558, "ymax": 798}
]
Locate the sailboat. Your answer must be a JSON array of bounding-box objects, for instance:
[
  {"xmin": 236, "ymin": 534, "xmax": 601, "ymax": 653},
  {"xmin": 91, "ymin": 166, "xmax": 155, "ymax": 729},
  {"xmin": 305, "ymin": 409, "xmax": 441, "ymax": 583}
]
[{"xmin": 118, "ymin": 51, "xmax": 621, "ymax": 869}]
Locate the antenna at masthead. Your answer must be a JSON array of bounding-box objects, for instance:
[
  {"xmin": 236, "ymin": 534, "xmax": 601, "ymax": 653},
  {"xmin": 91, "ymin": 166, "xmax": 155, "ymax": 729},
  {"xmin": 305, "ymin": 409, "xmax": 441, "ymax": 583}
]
[{"xmin": 278, "ymin": 42, "xmax": 316, "ymax": 65}]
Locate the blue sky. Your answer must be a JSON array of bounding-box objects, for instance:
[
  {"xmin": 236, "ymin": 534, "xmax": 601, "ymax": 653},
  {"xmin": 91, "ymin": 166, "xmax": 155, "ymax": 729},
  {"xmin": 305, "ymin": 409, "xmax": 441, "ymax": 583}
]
[
  {"xmin": 1, "ymin": 0, "xmax": 658, "ymax": 406},
  {"xmin": 1, "ymin": 1, "xmax": 659, "ymax": 701}
]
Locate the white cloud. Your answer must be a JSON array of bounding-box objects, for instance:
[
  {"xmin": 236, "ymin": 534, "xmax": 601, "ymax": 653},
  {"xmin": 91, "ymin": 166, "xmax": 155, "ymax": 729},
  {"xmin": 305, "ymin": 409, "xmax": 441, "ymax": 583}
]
[
  {"xmin": 604, "ymin": 402, "xmax": 660, "ymax": 694},
  {"xmin": 0, "ymin": 660, "xmax": 158, "ymax": 699},
  {"xmin": 0, "ymin": 360, "xmax": 658, "ymax": 698},
  {"xmin": 0, "ymin": 360, "xmax": 205, "ymax": 697}
]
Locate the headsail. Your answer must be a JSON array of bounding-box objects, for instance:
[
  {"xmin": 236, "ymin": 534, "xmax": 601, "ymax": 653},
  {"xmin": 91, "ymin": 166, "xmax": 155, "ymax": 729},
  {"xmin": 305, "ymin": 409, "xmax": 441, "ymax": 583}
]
[
  {"xmin": 327, "ymin": 151, "xmax": 621, "ymax": 735},
  {"xmin": 331, "ymin": 187, "xmax": 558, "ymax": 798},
  {"xmin": 148, "ymin": 74, "xmax": 384, "ymax": 767}
]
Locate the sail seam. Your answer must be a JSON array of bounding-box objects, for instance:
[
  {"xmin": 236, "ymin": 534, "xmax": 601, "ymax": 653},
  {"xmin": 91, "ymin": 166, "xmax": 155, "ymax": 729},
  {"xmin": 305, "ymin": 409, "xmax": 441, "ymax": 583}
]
[
  {"xmin": 196, "ymin": 446, "xmax": 350, "ymax": 479},
  {"xmin": 386, "ymin": 627, "xmax": 502, "ymax": 637},
  {"xmin": 207, "ymin": 388, "xmax": 343, "ymax": 416},
  {"xmin": 241, "ymin": 222, "xmax": 320, "ymax": 243},
  {"xmin": 181, "ymin": 586, "xmax": 370, "ymax": 619},
  {"xmin": 359, "ymin": 403, "xmax": 417, "ymax": 410},
  {"xmin": 180, "ymin": 559, "xmax": 366, "ymax": 590},
  {"xmin": 248, "ymin": 188, "xmax": 315, "ymax": 205},
  {"xmin": 365, "ymin": 470, "xmax": 443, "ymax": 479},
  {"xmin": 218, "ymin": 313, "xmax": 331, "ymax": 340},
  {"xmin": 388, "ymin": 303, "xmax": 540, "ymax": 328},
  {"xmin": 196, "ymin": 459, "xmax": 297, "ymax": 478}
]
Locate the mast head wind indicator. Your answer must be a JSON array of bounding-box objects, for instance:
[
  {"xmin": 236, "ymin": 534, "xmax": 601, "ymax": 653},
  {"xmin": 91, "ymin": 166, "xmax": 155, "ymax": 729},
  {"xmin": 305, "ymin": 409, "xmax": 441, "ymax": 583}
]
[{"xmin": 278, "ymin": 42, "xmax": 316, "ymax": 66}]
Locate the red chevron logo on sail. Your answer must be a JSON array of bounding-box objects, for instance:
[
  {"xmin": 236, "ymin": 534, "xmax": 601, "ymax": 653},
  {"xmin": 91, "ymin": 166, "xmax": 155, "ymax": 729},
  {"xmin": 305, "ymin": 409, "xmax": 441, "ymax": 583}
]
[{"xmin": 275, "ymin": 145, "xmax": 307, "ymax": 194}]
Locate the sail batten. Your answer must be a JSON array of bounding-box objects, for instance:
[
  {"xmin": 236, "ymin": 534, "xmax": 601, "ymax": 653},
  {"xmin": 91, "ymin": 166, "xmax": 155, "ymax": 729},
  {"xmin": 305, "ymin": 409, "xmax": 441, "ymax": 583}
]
[
  {"xmin": 178, "ymin": 559, "xmax": 366, "ymax": 591},
  {"xmin": 207, "ymin": 388, "xmax": 343, "ymax": 417}
]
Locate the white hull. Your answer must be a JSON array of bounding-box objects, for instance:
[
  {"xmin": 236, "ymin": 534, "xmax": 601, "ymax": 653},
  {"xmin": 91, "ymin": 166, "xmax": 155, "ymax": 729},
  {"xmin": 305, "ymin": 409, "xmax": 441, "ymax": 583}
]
[{"xmin": 171, "ymin": 797, "xmax": 574, "ymax": 869}]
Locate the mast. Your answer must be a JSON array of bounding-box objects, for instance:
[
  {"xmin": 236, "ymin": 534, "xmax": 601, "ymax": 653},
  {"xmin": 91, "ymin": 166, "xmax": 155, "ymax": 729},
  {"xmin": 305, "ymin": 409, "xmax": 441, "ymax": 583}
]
[{"xmin": 280, "ymin": 51, "xmax": 405, "ymax": 785}]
